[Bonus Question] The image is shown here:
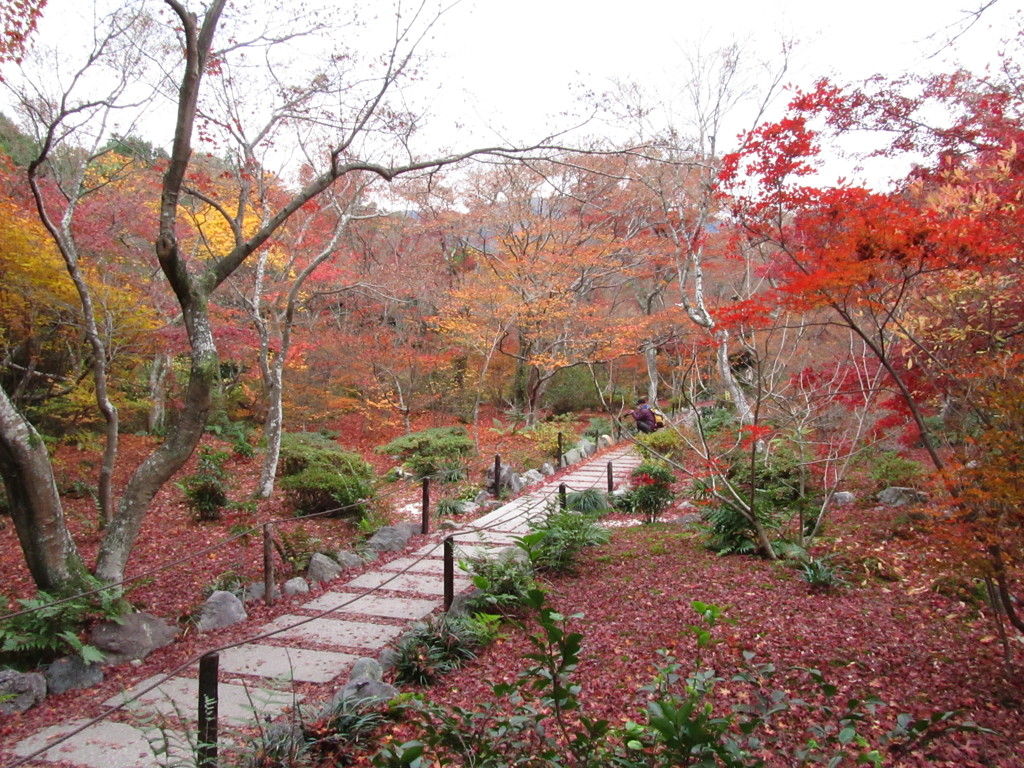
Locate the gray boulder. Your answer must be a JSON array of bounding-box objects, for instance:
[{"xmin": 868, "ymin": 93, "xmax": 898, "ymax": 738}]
[
  {"xmin": 197, "ymin": 590, "xmax": 248, "ymax": 632},
  {"xmin": 575, "ymin": 439, "xmax": 596, "ymax": 458},
  {"xmin": 521, "ymin": 469, "xmax": 545, "ymax": 485},
  {"xmin": 331, "ymin": 676, "xmax": 399, "ymax": 708},
  {"xmin": 307, "ymin": 553, "xmax": 343, "ymax": 584},
  {"xmin": 44, "ymin": 656, "xmax": 104, "ymax": 695},
  {"xmin": 540, "ymin": 462, "xmax": 556, "ymax": 476},
  {"xmin": 348, "ymin": 657, "xmax": 384, "ymax": 682},
  {"xmin": 473, "ymin": 489, "xmax": 491, "ymax": 505},
  {"xmin": 0, "ymin": 670, "xmax": 46, "ymax": 715},
  {"xmin": 367, "ymin": 525, "xmax": 413, "ymax": 553},
  {"xmin": 597, "ymin": 434, "xmax": 615, "ymax": 450},
  {"xmin": 91, "ymin": 612, "xmax": 177, "ymax": 662},
  {"xmin": 334, "ymin": 550, "xmax": 364, "ymax": 569},
  {"xmin": 560, "ymin": 448, "xmax": 582, "ymax": 468},
  {"xmin": 395, "ymin": 520, "xmax": 422, "ymax": 539},
  {"xmin": 282, "ymin": 577, "xmax": 311, "ymax": 596},
  {"xmin": 509, "ymin": 473, "xmax": 526, "ymax": 494},
  {"xmin": 877, "ymin": 487, "xmax": 927, "ymax": 507},
  {"xmin": 485, "ymin": 463, "xmax": 515, "ymax": 493},
  {"xmin": 831, "ymin": 491, "xmax": 856, "ymax": 505}
]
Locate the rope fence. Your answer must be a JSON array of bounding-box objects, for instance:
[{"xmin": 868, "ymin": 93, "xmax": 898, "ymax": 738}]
[{"xmin": 2, "ymin": 437, "xmax": 638, "ymax": 768}]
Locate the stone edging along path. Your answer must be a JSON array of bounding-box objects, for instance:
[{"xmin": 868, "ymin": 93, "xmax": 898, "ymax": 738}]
[{"xmin": 8, "ymin": 444, "xmax": 642, "ymax": 768}]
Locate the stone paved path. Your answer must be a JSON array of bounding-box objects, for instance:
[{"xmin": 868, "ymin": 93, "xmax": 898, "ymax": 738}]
[{"xmin": 7, "ymin": 444, "xmax": 640, "ymax": 768}]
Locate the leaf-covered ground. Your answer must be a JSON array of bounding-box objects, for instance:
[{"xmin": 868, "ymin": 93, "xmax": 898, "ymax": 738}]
[
  {"xmin": 1, "ymin": 412, "xmax": 1022, "ymax": 766},
  {"xmin": 362, "ymin": 504, "xmax": 1023, "ymax": 766}
]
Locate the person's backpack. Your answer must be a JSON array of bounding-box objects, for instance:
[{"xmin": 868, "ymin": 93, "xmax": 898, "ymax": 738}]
[{"xmin": 651, "ymin": 408, "xmax": 666, "ymax": 430}]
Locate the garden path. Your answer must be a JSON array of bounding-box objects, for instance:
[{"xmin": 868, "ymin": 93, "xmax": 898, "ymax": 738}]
[{"xmin": 8, "ymin": 444, "xmax": 641, "ymax": 768}]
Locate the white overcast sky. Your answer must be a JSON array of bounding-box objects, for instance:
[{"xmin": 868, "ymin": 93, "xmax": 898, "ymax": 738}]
[
  {"xmin": 418, "ymin": 0, "xmax": 1016, "ymax": 146},
  {"xmin": 14, "ymin": 0, "xmax": 1018, "ymax": 190}
]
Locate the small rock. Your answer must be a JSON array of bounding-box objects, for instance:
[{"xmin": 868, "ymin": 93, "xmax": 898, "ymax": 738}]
[
  {"xmin": 307, "ymin": 553, "xmax": 343, "ymax": 584},
  {"xmin": 521, "ymin": 469, "xmax": 545, "ymax": 485},
  {"xmin": 0, "ymin": 670, "xmax": 46, "ymax": 714},
  {"xmin": 368, "ymin": 525, "xmax": 412, "ymax": 553},
  {"xmin": 331, "ymin": 677, "xmax": 398, "ymax": 707},
  {"xmin": 91, "ymin": 612, "xmax": 177, "ymax": 662},
  {"xmin": 348, "ymin": 658, "xmax": 383, "ymax": 682},
  {"xmin": 877, "ymin": 487, "xmax": 927, "ymax": 507},
  {"xmin": 282, "ymin": 577, "xmax": 310, "ymax": 596},
  {"xmin": 44, "ymin": 656, "xmax": 104, "ymax": 695},
  {"xmin": 334, "ymin": 550, "xmax": 364, "ymax": 569},
  {"xmin": 197, "ymin": 590, "xmax": 247, "ymax": 632}
]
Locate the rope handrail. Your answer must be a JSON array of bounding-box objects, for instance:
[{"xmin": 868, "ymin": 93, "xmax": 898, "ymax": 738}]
[
  {"xmin": 4, "ymin": 446, "xmax": 638, "ymax": 768},
  {"xmin": 1, "ymin": 465, "xmax": 466, "ymax": 624}
]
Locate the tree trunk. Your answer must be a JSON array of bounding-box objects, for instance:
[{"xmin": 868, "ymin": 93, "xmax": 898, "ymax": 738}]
[
  {"xmin": 147, "ymin": 353, "xmax": 170, "ymax": 433},
  {"xmin": 94, "ymin": 303, "xmax": 217, "ymax": 584},
  {"xmin": 257, "ymin": 361, "xmax": 284, "ymax": 499},
  {"xmin": 0, "ymin": 388, "xmax": 87, "ymax": 592},
  {"xmin": 644, "ymin": 343, "xmax": 659, "ymax": 403},
  {"xmin": 716, "ymin": 329, "xmax": 752, "ymax": 425}
]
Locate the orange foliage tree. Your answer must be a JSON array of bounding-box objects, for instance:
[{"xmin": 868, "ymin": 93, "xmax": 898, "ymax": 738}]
[{"xmin": 722, "ymin": 50, "xmax": 1024, "ymax": 635}]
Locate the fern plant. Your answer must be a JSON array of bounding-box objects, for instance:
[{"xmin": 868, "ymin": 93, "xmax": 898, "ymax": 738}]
[{"xmin": 0, "ymin": 576, "xmax": 128, "ymax": 668}]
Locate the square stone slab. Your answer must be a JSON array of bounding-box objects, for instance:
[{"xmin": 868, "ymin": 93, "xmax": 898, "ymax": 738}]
[
  {"xmin": 260, "ymin": 615, "xmax": 402, "ymax": 649},
  {"xmin": 12, "ymin": 719, "xmax": 178, "ymax": 768},
  {"xmin": 302, "ymin": 591, "xmax": 439, "ymax": 620},
  {"xmin": 379, "ymin": 557, "xmax": 447, "ymax": 574},
  {"xmin": 215, "ymin": 644, "xmax": 358, "ymax": 683},
  {"xmin": 343, "ymin": 571, "xmax": 469, "ymax": 596},
  {"xmin": 104, "ymin": 674, "xmax": 298, "ymax": 724}
]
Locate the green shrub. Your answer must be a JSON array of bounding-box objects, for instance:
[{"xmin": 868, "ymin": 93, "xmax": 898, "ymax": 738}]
[
  {"xmin": 276, "ymin": 433, "xmax": 376, "ymax": 516},
  {"xmin": 701, "ymin": 503, "xmax": 760, "ymax": 555},
  {"xmin": 390, "ymin": 614, "xmax": 496, "ymax": 686},
  {"xmin": 582, "ymin": 416, "xmax": 614, "ymax": 443},
  {"xmin": 564, "ymin": 487, "xmax": 611, "ymax": 514},
  {"xmin": 177, "ymin": 446, "xmax": 230, "ymax": 522},
  {"xmin": 797, "ymin": 556, "xmax": 849, "ymax": 591},
  {"xmin": 205, "ymin": 569, "xmax": 246, "ymax": 599},
  {"xmin": 636, "ymin": 427, "xmax": 687, "ymax": 462},
  {"xmin": 273, "ymin": 526, "xmax": 325, "ymax": 574},
  {"xmin": 461, "ymin": 550, "xmax": 536, "ymax": 615},
  {"xmin": 619, "ymin": 462, "xmax": 676, "ymax": 523},
  {"xmin": 698, "ymin": 442, "xmax": 810, "ymax": 556},
  {"xmin": 522, "ymin": 508, "xmax": 610, "ymax": 572},
  {"xmin": 375, "ymin": 426, "xmax": 474, "ymax": 480},
  {"xmin": 522, "ymin": 420, "xmax": 576, "ymax": 460},
  {"xmin": 204, "ymin": 411, "xmax": 255, "ymax": 457},
  {"xmin": 869, "ymin": 450, "xmax": 925, "ymax": 489},
  {"xmin": 543, "ymin": 366, "xmax": 603, "ymax": 414},
  {"xmin": 280, "ymin": 464, "xmax": 374, "ymax": 517},
  {"xmin": 302, "ymin": 698, "xmax": 387, "ymax": 765},
  {"xmin": 0, "ymin": 575, "xmax": 129, "ymax": 668},
  {"xmin": 434, "ymin": 498, "xmax": 466, "ymax": 517},
  {"xmin": 696, "ymin": 404, "xmax": 734, "ymax": 437}
]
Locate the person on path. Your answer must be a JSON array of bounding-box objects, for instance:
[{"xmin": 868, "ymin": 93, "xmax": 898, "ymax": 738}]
[{"xmin": 630, "ymin": 397, "xmax": 658, "ymax": 434}]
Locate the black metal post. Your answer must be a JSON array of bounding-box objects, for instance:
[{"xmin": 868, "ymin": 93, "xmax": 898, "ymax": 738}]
[
  {"xmin": 557, "ymin": 432, "xmax": 563, "ymax": 467},
  {"xmin": 421, "ymin": 477, "xmax": 430, "ymax": 535},
  {"xmin": 493, "ymin": 454, "xmax": 501, "ymax": 496},
  {"xmin": 559, "ymin": 482, "xmax": 567, "ymax": 510},
  {"xmin": 443, "ymin": 536, "xmax": 455, "ymax": 611},
  {"xmin": 263, "ymin": 524, "xmax": 274, "ymax": 607},
  {"xmin": 607, "ymin": 461, "xmax": 614, "ymax": 494},
  {"xmin": 198, "ymin": 652, "xmax": 219, "ymax": 768}
]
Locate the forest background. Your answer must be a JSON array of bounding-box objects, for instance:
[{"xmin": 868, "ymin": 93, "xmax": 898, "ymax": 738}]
[{"xmin": 0, "ymin": 0, "xmax": 1022, "ymax": 766}]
